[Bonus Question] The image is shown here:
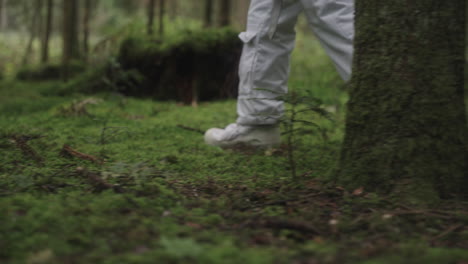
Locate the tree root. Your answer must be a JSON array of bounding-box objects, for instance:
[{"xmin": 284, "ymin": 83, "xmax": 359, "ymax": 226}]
[{"xmin": 60, "ymin": 144, "xmax": 104, "ymax": 165}]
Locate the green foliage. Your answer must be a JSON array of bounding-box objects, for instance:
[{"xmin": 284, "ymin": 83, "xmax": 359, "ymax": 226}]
[
  {"xmin": 277, "ymin": 90, "xmax": 333, "ymax": 179},
  {"xmin": 113, "ymin": 0, "xmax": 141, "ymax": 14},
  {"xmin": 115, "ymin": 28, "xmax": 241, "ymax": 101},
  {"xmin": 1, "ymin": 78, "xmax": 466, "ymax": 263},
  {"xmin": 120, "ymin": 27, "xmax": 241, "ymax": 56},
  {"xmin": 58, "ymin": 58, "xmax": 146, "ymax": 96},
  {"xmin": 361, "ymin": 243, "xmax": 468, "ymax": 264},
  {"xmin": 16, "ymin": 62, "xmax": 86, "ymax": 81},
  {"xmin": 0, "ymin": 77, "xmax": 341, "ymax": 263},
  {"xmin": 57, "ymin": 28, "xmax": 241, "ymax": 102}
]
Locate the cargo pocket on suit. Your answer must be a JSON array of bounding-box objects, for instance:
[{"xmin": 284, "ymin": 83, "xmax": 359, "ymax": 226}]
[{"xmin": 238, "ymin": 31, "xmax": 259, "ymax": 95}]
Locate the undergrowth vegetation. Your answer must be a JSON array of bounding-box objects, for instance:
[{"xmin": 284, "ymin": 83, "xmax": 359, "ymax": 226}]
[{"xmin": 1, "ymin": 19, "xmax": 467, "ymax": 264}]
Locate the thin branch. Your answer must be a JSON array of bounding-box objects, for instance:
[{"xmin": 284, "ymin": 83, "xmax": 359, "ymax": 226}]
[
  {"xmin": 60, "ymin": 144, "xmax": 104, "ymax": 164},
  {"xmin": 177, "ymin": 125, "xmax": 204, "ymax": 135},
  {"xmin": 11, "ymin": 135, "xmax": 44, "ymax": 165},
  {"xmin": 248, "ymin": 217, "xmax": 322, "ymax": 235},
  {"xmin": 75, "ymin": 167, "xmax": 124, "ymax": 193}
]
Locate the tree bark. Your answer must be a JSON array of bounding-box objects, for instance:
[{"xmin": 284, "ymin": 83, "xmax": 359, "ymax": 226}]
[
  {"xmin": 158, "ymin": 0, "xmax": 165, "ymax": 36},
  {"xmin": 41, "ymin": 0, "xmax": 53, "ymax": 64},
  {"xmin": 219, "ymin": 0, "xmax": 231, "ymax": 27},
  {"xmin": 204, "ymin": 0, "xmax": 213, "ymax": 28},
  {"xmin": 337, "ymin": 1, "xmax": 467, "ymax": 200},
  {"xmin": 168, "ymin": 0, "xmax": 177, "ymax": 20},
  {"xmin": 147, "ymin": 0, "xmax": 155, "ymax": 35},
  {"xmin": 22, "ymin": 0, "xmax": 43, "ymax": 66},
  {"xmin": 236, "ymin": 0, "xmax": 249, "ymax": 30},
  {"xmin": 82, "ymin": 0, "xmax": 91, "ymax": 59},
  {"xmin": 0, "ymin": 0, "xmax": 3, "ymax": 31},
  {"xmin": 62, "ymin": 0, "xmax": 80, "ymax": 80},
  {"xmin": 0, "ymin": 0, "xmax": 6, "ymax": 31}
]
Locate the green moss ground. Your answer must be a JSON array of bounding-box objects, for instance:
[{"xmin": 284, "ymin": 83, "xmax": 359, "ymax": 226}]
[{"xmin": 1, "ymin": 26, "xmax": 467, "ymax": 264}]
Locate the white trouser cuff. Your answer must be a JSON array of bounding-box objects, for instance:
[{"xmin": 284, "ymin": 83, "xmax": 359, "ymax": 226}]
[{"xmin": 237, "ymin": 98, "xmax": 284, "ymax": 125}]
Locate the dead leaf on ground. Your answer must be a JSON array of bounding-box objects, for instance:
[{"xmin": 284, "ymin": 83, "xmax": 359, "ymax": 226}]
[
  {"xmin": 352, "ymin": 187, "xmax": 364, "ymax": 196},
  {"xmin": 58, "ymin": 98, "xmax": 102, "ymax": 116},
  {"xmin": 27, "ymin": 249, "xmax": 54, "ymax": 264},
  {"xmin": 124, "ymin": 114, "xmax": 146, "ymax": 120},
  {"xmin": 186, "ymin": 222, "xmax": 202, "ymax": 229}
]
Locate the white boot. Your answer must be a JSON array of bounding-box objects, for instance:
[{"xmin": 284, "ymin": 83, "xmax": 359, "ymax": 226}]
[{"xmin": 204, "ymin": 123, "xmax": 280, "ymax": 148}]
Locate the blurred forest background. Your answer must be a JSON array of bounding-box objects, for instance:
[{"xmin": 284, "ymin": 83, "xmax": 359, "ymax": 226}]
[
  {"xmin": 0, "ymin": 0, "xmax": 249, "ymax": 73},
  {"xmin": 0, "ymin": 0, "xmax": 467, "ymax": 95},
  {"xmin": 0, "ymin": 0, "xmax": 344, "ymax": 105}
]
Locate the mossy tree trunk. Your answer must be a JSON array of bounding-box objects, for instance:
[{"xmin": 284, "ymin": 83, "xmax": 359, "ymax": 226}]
[{"xmin": 337, "ymin": 1, "xmax": 467, "ymax": 199}]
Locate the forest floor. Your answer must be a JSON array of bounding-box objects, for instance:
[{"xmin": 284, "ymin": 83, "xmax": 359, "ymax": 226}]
[
  {"xmin": 0, "ymin": 80, "xmax": 467, "ymax": 264},
  {"xmin": 1, "ymin": 24, "xmax": 468, "ymax": 263}
]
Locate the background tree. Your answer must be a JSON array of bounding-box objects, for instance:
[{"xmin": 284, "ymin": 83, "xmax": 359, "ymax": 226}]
[
  {"xmin": 159, "ymin": 0, "xmax": 165, "ymax": 36},
  {"xmin": 204, "ymin": 0, "xmax": 213, "ymax": 28},
  {"xmin": 168, "ymin": 0, "xmax": 177, "ymax": 20},
  {"xmin": 233, "ymin": 0, "xmax": 249, "ymax": 30},
  {"xmin": 62, "ymin": 0, "xmax": 80, "ymax": 80},
  {"xmin": 0, "ymin": 0, "xmax": 9, "ymax": 31},
  {"xmin": 82, "ymin": 0, "xmax": 92, "ymax": 59},
  {"xmin": 218, "ymin": 0, "xmax": 231, "ymax": 27},
  {"xmin": 0, "ymin": 0, "xmax": 3, "ymax": 31},
  {"xmin": 41, "ymin": 0, "xmax": 53, "ymax": 64},
  {"xmin": 147, "ymin": 0, "xmax": 155, "ymax": 35},
  {"xmin": 21, "ymin": 0, "xmax": 43, "ymax": 66},
  {"xmin": 337, "ymin": 0, "xmax": 467, "ymax": 200}
]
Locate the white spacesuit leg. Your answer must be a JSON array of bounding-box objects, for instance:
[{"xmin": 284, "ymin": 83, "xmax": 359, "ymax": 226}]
[
  {"xmin": 301, "ymin": 0, "xmax": 354, "ymax": 81},
  {"xmin": 204, "ymin": 0, "xmax": 355, "ymax": 147},
  {"xmin": 236, "ymin": 0, "xmax": 303, "ymax": 125}
]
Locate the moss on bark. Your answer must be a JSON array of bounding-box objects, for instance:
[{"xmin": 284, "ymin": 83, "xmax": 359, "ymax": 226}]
[{"xmin": 337, "ymin": 1, "xmax": 468, "ymax": 200}]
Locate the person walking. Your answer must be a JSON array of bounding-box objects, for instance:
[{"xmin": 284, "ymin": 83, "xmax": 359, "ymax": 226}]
[{"xmin": 205, "ymin": 0, "xmax": 354, "ymax": 148}]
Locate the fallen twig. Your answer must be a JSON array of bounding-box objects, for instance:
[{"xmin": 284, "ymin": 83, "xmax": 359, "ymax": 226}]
[
  {"xmin": 75, "ymin": 167, "xmax": 124, "ymax": 193},
  {"xmin": 12, "ymin": 134, "xmax": 46, "ymax": 142},
  {"xmin": 176, "ymin": 125, "xmax": 204, "ymax": 135},
  {"xmin": 58, "ymin": 98, "xmax": 102, "ymax": 117},
  {"xmin": 240, "ymin": 192, "xmax": 324, "ymax": 211},
  {"xmin": 387, "ymin": 210, "xmax": 455, "ymax": 220},
  {"xmin": 251, "ymin": 217, "xmax": 322, "ymax": 235},
  {"xmin": 60, "ymin": 144, "xmax": 104, "ymax": 165},
  {"xmin": 11, "ymin": 135, "xmax": 44, "ymax": 165},
  {"xmin": 384, "ymin": 201, "xmax": 468, "ymax": 219},
  {"xmin": 430, "ymin": 223, "xmax": 465, "ymax": 242}
]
